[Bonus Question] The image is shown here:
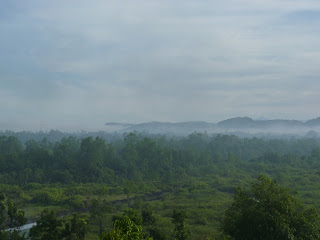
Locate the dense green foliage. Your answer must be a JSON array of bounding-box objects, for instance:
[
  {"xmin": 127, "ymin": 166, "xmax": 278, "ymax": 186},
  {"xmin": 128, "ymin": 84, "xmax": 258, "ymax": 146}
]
[
  {"xmin": 29, "ymin": 209, "xmax": 63, "ymax": 240},
  {"xmin": 0, "ymin": 133, "xmax": 319, "ymax": 185},
  {"xmin": 172, "ymin": 210, "xmax": 191, "ymax": 240},
  {"xmin": 223, "ymin": 175, "xmax": 320, "ymax": 240},
  {"xmin": 1, "ymin": 132, "xmax": 320, "ymax": 239},
  {"xmin": 29, "ymin": 209, "xmax": 88, "ymax": 240},
  {"xmin": 101, "ymin": 216, "xmax": 149, "ymax": 240},
  {"xmin": 0, "ymin": 191, "xmax": 27, "ymax": 239}
]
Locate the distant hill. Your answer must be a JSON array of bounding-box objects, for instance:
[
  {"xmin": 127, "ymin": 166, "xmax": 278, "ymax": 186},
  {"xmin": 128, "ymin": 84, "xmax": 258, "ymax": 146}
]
[
  {"xmin": 217, "ymin": 117, "xmax": 304, "ymax": 129},
  {"xmin": 217, "ymin": 117, "xmax": 256, "ymax": 128},
  {"xmin": 105, "ymin": 116, "xmax": 320, "ymax": 136},
  {"xmin": 305, "ymin": 117, "xmax": 320, "ymax": 127},
  {"xmin": 105, "ymin": 122, "xmax": 135, "ymax": 127}
]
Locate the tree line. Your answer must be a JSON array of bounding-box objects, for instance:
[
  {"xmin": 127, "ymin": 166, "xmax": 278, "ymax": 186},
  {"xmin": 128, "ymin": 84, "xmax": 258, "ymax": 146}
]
[{"xmin": 0, "ymin": 133, "xmax": 319, "ymax": 185}]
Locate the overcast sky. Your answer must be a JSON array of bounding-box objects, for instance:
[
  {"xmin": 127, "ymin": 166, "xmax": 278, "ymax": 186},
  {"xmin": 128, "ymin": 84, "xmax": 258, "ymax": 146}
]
[{"xmin": 1, "ymin": 0, "xmax": 320, "ymax": 131}]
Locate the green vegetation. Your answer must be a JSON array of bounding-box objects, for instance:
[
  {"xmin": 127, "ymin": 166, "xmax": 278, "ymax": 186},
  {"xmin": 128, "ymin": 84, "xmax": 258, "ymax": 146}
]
[
  {"xmin": 101, "ymin": 216, "xmax": 149, "ymax": 240},
  {"xmin": 0, "ymin": 191, "xmax": 27, "ymax": 239},
  {"xmin": 223, "ymin": 175, "xmax": 320, "ymax": 239},
  {"xmin": 0, "ymin": 132, "xmax": 320, "ymax": 239},
  {"xmin": 29, "ymin": 210, "xmax": 87, "ymax": 240},
  {"xmin": 172, "ymin": 210, "xmax": 191, "ymax": 240}
]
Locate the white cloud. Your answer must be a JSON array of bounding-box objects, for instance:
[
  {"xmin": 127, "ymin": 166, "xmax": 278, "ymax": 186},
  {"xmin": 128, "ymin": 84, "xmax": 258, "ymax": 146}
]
[{"xmin": 1, "ymin": 0, "xmax": 320, "ymax": 130}]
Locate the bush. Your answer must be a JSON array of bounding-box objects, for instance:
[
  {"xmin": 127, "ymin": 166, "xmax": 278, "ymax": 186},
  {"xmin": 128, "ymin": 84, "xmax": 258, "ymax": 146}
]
[
  {"xmin": 65, "ymin": 195, "xmax": 85, "ymax": 209},
  {"xmin": 32, "ymin": 188, "xmax": 65, "ymax": 205}
]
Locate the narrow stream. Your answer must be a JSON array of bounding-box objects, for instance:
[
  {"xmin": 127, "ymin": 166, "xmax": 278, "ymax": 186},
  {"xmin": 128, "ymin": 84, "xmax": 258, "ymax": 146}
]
[{"xmin": 6, "ymin": 222, "xmax": 37, "ymax": 232}]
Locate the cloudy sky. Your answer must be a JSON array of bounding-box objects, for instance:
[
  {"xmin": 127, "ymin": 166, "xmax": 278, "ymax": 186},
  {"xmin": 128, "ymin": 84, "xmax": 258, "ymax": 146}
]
[{"xmin": 1, "ymin": 0, "xmax": 320, "ymax": 131}]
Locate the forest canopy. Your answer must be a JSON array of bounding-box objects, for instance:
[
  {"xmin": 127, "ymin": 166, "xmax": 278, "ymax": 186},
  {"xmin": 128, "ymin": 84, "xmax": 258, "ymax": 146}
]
[{"xmin": 0, "ymin": 132, "xmax": 320, "ymax": 239}]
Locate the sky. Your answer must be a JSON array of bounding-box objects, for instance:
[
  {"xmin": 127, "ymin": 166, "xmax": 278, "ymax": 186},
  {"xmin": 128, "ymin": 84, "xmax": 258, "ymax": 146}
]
[{"xmin": 1, "ymin": 0, "xmax": 320, "ymax": 131}]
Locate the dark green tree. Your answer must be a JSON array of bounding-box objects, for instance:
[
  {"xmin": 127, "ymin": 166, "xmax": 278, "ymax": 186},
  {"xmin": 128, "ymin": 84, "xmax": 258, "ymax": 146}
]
[
  {"xmin": 0, "ymin": 192, "xmax": 6, "ymax": 230},
  {"xmin": 123, "ymin": 181, "xmax": 137, "ymax": 206},
  {"xmin": 79, "ymin": 137, "xmax": 107, "ymax": 181},
  {"xmin": 142, "ymin": 209, "xmax": 156, "ymax": 227},
  {"xmin": 101, "ymin": 216, "xmax": 150, "ymax": 240},
  {"xmin": 142, "ymin": 208, "xmax": 165, "ymax": 240},
  {"xmin": 122, "ymin": 208, "xmax": 142, "ymax": 225},
  {"xmin": 29, "ymin": 209, "xmax": 63, "ymax": 240},
  {"xmin": 0, "ymin": 230, "xmax": 26, "ymax": 240},
  {"xmin": 62, "ymin": 213, "xmax": 87, "ymax": 240},
  {"xmin": 89, "ymin": 199, "xmax": 111, "ymax": 235},
  {"xmin": 112, "ymin": 208, "xmax": 142, "ymax": 227},
  {"xmin": 222, "ymin": 174, "xmax": 320, "ymax": 240},
  {"xmin": 7, "ymin": 199, "xmax": 27, "ymax": 228},
  {"xmin": 53, "ymin": 136, "xmax": 79, "ymax": 170},
  {"xmin": 0, "ymin": 192, "xmax": 27, "ymax": 239},
  {"xmin": 172, "ymin": 209, "xmax": 191, "ymax": 240}
]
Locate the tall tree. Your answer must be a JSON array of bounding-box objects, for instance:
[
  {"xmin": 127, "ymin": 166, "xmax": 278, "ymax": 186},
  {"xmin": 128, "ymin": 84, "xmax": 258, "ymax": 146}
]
[
  {"xmin": 7, "ymin": 200, "xmax": 27, "ymax": 228},
  {"xmin": 29, "ymin": 209, "xmax": 63, "ymax": 240},
  {"xmin": 0, "ymin": 192, "xmax": 6, "ymax": 230},
  {"xmin": 62, "ymin": 213, "xmax": 87, "ymax": 240},
  {"xmin": 89, "ymin": 199, "xmax": 111, "ymax": 235},
  {"xmin": 101, "ymin": 216, "xmax": 150, "ymax": 240},
  {"xmin": 172, "ymin": 209, "xmax": 191, "ymax": 240},
  {"xmin": 222, "ymin": 174, "xmax": 320, "ymax": 240}
]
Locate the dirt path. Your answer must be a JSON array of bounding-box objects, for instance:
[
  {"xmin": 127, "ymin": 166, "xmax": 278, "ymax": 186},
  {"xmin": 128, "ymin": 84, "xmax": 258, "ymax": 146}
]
[{"xmin": 28, "ymin": 189, "xmax": 172, "ymax": 223}]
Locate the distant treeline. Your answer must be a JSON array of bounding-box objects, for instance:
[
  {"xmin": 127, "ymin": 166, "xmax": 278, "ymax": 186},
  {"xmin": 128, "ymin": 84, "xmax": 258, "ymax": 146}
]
[
  {"xmin": 0, "ymin": 129, "xmax": 122, "ymax": 144},
  {"xmin": 0, "ymin": 132, "xmax": 320, "ymax": 185}
]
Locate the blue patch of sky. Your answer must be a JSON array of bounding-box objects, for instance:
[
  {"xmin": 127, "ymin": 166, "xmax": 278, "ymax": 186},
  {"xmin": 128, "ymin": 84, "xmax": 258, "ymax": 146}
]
[
  {"xmin": 0, "ymin": 1, "xmax": 20, "ymax": 21},
  {"xmin": 282, "ymin": 10, "xmax": 320, "ymax": 24}
]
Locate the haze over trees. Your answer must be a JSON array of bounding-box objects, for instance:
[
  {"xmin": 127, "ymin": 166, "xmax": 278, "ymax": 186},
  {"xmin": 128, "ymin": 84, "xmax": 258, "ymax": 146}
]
[
  {"xmin": 0, "ymin": 131, "xmax": 320, "ymax": 239},
  {"xmin": 0, "ymin": 132, "xmax": 320, "ymax": 185},
  {"xmin": 104, "ymin": 116, "xmax": 320, "ymax": 136},
  {"xmin": 2, "ymin": 0, "xmax": 320, "ymax": 238}
]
